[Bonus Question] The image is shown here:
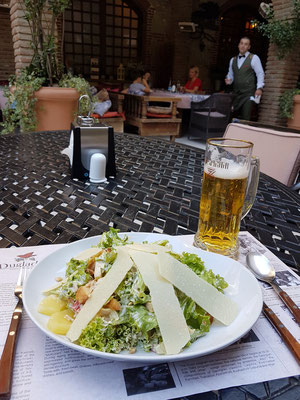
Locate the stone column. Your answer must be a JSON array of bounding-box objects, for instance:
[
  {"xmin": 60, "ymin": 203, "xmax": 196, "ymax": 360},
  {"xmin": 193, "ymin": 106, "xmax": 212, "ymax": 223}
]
[
  {"xmin": 9, "ymin": 0, "xmax": 57, "ymax": 75},
  {"xmin": 9, "ymin": 0, "xmax": 32, "ymax": 74},
  {"xmin": 259, "ymin": 0, "xmax": 300, "ymax": 126}
]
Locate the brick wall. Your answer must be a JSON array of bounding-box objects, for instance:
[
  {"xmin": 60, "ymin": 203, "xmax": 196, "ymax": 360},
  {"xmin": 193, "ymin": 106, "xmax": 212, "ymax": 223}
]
[
  {"xmin": 10, "ymin": 0, "xmax": 57, "ymax": 75},
  {"xmin": 171, "ymin": 0, "xmax": 193, "ymax": 84},
  {"xmin": 0, "ymin": 6, "xmax": 14, "ymax": 80},
  {"xmin": 259, "ymin": 0, "xmax": 300, "ymax": 125},
  {"xmin": 10, "ymin": 0, "xmax": 33, "ymax": 74}
]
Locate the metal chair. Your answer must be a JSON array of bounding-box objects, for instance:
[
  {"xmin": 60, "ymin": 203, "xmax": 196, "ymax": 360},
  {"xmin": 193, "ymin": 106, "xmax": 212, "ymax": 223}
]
[{"xmin": 188, "ymin": 93, "xmax": 235, "ymax": 140}]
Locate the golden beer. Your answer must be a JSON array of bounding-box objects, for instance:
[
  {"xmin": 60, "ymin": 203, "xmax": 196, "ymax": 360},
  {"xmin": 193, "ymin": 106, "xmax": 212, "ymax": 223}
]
[{"xmin": 196, "ymin": 169, "xmax": 248, "ymax": 254}]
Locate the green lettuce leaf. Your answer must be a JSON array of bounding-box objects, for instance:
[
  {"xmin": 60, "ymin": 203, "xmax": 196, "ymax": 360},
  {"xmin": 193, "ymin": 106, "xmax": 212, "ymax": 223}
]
[
  {"xmin": 79, "ymin": 317, "xmax": 139, "ymax": 353},
  {"xmin": 51, "ymin": 258, "xmax": 92, "ymax": 300},
  {"xmin": 97, "ymin": 228, "xmax": 130, "ymax": 249}
]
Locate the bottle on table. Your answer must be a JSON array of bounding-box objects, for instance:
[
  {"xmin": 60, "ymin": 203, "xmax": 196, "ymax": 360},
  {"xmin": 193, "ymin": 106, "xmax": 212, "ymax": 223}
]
[{"xmin": 168, "ymin": 78, "xmax": 172, "ymax": 92}]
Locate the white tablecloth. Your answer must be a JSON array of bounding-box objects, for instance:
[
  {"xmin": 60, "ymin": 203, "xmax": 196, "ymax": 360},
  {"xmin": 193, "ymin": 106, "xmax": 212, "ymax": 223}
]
[{"xmin": 151, "ymin": 90, "xmax": 209, "ymax": 109}]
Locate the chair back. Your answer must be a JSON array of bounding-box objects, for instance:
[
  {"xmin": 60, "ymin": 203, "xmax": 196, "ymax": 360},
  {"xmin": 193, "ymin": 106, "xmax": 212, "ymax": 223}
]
[
  {"xmin": 189, "ymin": 93, "xmax": 235, "ymax": 140},
  {"xmin": 223, "ymin": 122, "xmax": 300, "ymax": 186},
  {"xmin": 210, "ymin": 93, "xmax": 234, "ymax": 116}
]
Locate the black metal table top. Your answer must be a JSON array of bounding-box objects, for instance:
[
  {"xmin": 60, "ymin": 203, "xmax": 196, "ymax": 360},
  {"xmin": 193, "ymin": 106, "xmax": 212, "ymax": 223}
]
[
  {"xmin": 0, "ymin": 130, "xmax": 299, "ymax": 399},
  {"xmin": 0, "ymin": 130, "xmax": 299, "ymax": 271}
]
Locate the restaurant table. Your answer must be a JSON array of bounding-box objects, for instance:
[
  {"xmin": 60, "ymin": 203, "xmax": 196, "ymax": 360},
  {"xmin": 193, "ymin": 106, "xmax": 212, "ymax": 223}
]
[
  {"xmin": 151, "ymin": 90, "xmax": 209, "ymax": 109},
  {"xmin": 0, "ymin": 130, "xmax": 299, "ymax": 399}
]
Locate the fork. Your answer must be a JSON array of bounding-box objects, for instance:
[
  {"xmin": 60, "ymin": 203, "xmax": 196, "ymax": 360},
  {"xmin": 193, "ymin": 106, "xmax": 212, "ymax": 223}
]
[{"xmin": 0, "ymin": 267, "xmax": 28, "ymax": 398}]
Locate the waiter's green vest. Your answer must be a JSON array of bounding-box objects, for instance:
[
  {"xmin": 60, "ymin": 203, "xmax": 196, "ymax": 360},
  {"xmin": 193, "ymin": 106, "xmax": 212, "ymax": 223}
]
[{"xmin": 232, "ymin": 53, "xmax": 256, "ymax": 111}]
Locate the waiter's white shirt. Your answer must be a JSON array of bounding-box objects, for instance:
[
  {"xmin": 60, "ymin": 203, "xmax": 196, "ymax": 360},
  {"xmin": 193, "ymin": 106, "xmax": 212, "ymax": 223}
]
[{"xmin": 226, "ymin": 51, "xmax": 265, "ymax": 90}]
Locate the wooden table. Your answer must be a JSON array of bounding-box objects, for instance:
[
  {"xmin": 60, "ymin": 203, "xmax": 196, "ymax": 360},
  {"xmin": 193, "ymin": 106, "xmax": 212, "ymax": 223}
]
[{"xmin": 122, "ymin": 92, "xmax": 182, "ymax": 141}]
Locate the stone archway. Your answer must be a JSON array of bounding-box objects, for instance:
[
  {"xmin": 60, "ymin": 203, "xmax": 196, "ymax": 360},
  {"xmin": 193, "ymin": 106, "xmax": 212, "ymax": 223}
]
[{"xmin": 214, "ymin": 1, "xmax": 268, "ymax": 90}]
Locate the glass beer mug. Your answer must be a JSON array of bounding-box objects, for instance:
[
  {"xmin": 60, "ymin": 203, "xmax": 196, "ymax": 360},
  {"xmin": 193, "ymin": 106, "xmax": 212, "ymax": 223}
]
[{"xmin": 194, "ymin": 138, "xmax": 260, "ymax": 259}]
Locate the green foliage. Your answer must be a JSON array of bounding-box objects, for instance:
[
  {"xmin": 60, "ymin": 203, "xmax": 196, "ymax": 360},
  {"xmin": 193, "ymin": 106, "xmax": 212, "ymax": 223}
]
[
  {"xmin": 279, "ymin": 87, "xmax": 300, "ymax": 119},
  {"xmin": 0, "ymin": 0, "xmax": 96, "ymax": 134},
  {"xmin": 1, "ymin": 72, "xmax": 93, "ymax": 134},
  {"xmin": 254, "ymin": 0, "xmax": 300, "ymax": 59},
  {"xmin": 1, "ymin": 72, "xmax": 44, "ymax": 134},
  {"xmin": 59, "ymin": 73, "xmax": 96, "ymax": 116},
  {"xmin": 23, "ymin": 0, "xmax": 70, "ymax": 85}
]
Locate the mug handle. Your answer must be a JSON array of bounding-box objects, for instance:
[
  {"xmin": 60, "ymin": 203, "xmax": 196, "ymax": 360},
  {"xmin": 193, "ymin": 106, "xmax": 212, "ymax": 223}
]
[{"xmin": 242, "ymin": 156, "xmax": 260, "ymax": 219}]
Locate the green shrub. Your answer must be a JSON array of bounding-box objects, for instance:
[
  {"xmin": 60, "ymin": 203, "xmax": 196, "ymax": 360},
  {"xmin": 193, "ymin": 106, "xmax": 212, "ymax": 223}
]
[
  {"xmin": 279, "ymin": 88, "xmax": 300, "ymax": 119},
  {"xmin": 254, "ymin": 0, "xmax": 300, "ymax": 59}
]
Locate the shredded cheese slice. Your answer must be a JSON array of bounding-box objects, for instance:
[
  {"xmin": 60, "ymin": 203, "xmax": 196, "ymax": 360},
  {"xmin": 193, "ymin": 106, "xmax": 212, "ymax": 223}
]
[
  {"xmin": 158, "ymin": 252, "xmax": 239, "ymax": 326},
  {"xmin": 125, "ymin": 244, "xmax": 170, "ymax": 254},
  {"xmin": 66, "ymin": 247, "xmax": 133, "ymax": 342},
  {"xmin": 74, "ymin": 247, "xmax": 103, "ymax": 261},
  {"xmin": 129, "ymin": 250, "xmax": 190, "ymax": 355}
]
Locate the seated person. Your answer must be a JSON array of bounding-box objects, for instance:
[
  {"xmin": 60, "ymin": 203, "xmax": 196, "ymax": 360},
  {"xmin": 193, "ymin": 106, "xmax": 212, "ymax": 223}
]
[
  {"xmin": 93, "ymin": 88, "xmax": 112, "ymax": 116},
  {"xmin": 142, "ymin": 70, "xmax": 151, "ymax": 92},
  {"xmin": 182, "ymin": 66, "xmax": 202, "ymax": 94},
  {"xmin": 122, "ymin": 72, "xmax": 151, "ymax": 95}
]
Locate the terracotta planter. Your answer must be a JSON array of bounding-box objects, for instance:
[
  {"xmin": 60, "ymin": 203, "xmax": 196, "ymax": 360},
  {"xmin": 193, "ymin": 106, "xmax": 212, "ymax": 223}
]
[
  {"xmin": 287, "ymin": 94, "xmax": 300, "ymax": 130},
  {"xmin": 35, "ymin": 87, "xmax": 80, "ymax": 131}
]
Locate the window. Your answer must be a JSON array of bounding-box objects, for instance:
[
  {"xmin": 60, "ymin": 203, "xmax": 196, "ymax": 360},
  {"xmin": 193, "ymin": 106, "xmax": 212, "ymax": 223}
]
[{"xmin": 64, "ymin": 0, "xmax": 142, "ymax": 80}]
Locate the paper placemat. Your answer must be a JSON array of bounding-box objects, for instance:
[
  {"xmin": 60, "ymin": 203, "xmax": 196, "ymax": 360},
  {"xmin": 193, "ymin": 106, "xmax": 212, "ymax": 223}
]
[{"xmin": 1, "ymin": 232, "xmax": 299, "ymax": 400}]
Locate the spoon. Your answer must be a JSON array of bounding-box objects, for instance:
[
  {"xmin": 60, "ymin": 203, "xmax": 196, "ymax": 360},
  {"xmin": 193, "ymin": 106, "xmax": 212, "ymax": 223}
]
[{"xmin": 246, "ymin": 252, "xmax": 300, "ymax": 325}]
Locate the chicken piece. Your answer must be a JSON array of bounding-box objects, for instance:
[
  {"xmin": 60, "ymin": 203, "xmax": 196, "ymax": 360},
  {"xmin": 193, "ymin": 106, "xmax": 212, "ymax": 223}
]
[
  {"xmin": 86, "ymin": 258, "xmax": 96, "ymax": 276},
  {"xmin": 106, "ymin": 298, "xmax": 121, "ymax": 311},
  {"xmin": 85, "ymin": 250, "xmax": 104, "ymax": 276},
  {"xmin": 99, "ymin": 308, "xmax": 119, "ymax": 322},
  {"xmin": 146, "ymin": 302, "xmax": 154, "ymax": 313},
  {"xmin": 75, "ymin": 285, "xmax": 91, "ymax": 304},
  {"xmin": 99, "ymin": 308, "xmax": 112, "ymax": 317}
]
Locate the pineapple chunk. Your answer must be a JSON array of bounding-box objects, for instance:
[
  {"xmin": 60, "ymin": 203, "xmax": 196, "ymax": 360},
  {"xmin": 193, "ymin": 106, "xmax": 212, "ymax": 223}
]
[
  {"xmin": 38, "ymin": 295, "xmax": 67, "ymax": 316},
  {"xmin": 47, "ymin": 309, "xmax": 74, "ymax": 335}
]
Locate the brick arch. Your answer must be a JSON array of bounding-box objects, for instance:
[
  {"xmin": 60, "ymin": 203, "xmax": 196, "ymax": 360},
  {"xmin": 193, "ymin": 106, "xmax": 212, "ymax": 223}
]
[
  {"xmin": 213, "ymin": 1, "xmax": 269, "ymax": 85},
  {"xmin": 220, "ymin": 0, "xmax": 262, "ymax": 13}
]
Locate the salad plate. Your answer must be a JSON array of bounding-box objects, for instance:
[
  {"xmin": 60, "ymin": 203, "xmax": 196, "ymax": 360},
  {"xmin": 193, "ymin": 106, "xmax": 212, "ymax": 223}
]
[{"xmin": 23, "ymin": 232, "xmax": 263, "ymax": 363}]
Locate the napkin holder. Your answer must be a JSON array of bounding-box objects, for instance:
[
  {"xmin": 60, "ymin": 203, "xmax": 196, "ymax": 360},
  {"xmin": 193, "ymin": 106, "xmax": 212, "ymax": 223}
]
[{"xmin": 62, "ymin": 95, "xmax": 116, "ymax": 181}]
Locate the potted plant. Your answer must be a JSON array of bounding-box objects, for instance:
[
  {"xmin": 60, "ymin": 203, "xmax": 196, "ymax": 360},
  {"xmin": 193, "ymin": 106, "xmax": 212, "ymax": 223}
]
[
  {"xmin": 1, "ymin": 0, "xmax": 92, "ymax": 133},
  {"xmin": 254, "ymin": 1, "xmax": 300, "ymax": 59},
  {"xmin": 279, "ymin": 86, "xmax": 300, "ymax": 130}
]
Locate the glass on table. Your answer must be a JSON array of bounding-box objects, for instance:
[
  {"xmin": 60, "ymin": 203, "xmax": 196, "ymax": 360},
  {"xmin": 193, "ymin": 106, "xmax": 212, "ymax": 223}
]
[{"xmin": 194, "ymin": 138, "xmax": 260, "ymax": 259}]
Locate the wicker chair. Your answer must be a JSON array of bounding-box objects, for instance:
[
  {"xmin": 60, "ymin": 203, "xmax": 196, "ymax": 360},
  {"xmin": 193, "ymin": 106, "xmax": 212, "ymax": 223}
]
[{"xmin": 188, "ymin": 93, "xmax": 235, "ymax": 140}]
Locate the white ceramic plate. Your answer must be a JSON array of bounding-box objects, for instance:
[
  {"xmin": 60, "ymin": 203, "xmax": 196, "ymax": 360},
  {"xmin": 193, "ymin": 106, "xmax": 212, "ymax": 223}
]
[{"xmin": 23, "ymin": 232, "xmax": 263, "ymax": 363}]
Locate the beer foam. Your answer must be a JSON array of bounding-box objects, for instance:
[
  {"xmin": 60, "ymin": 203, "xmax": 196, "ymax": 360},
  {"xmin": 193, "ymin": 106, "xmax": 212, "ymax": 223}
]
[{"xmin": 204, "ymin": 160, "xmax": 248, "ymax": 179}]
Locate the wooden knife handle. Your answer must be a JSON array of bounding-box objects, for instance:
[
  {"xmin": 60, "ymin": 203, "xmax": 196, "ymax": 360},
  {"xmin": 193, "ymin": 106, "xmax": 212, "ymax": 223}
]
[
  {"xmin": 263, "ymin": 303, "xmax": 300, "ymax": 364},
  {"xmin": 277, "ymin": 289, "xmax": 300, "ymax": 325},
  {"xmin": 0, "ymin": 299, "xmax": 23, "ymax": 398}
]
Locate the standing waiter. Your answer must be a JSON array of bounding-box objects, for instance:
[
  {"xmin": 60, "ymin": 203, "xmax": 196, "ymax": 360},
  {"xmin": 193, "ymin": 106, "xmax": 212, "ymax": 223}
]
[{"xmin": 225, "ymin": 37, "xmax": 265, "ymax": 121}]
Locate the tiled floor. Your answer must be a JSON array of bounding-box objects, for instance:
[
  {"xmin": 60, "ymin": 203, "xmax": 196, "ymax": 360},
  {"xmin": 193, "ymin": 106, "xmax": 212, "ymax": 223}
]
[{"xmin": 175, "ymin": 134, "xmax": 206, "ymax": 150}]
